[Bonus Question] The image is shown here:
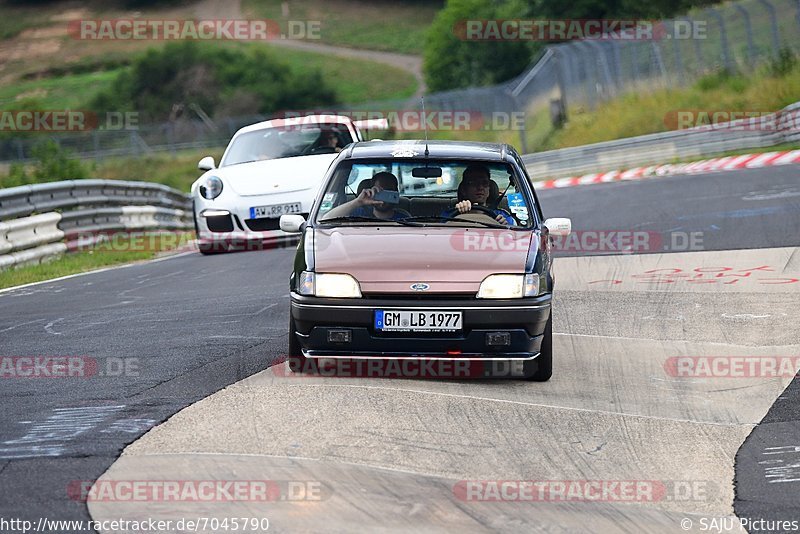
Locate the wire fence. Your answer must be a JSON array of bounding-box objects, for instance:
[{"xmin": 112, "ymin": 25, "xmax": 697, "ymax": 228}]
[{"xmin": 1, "ymin": 0, "xmax": 799, "ymax": 164}]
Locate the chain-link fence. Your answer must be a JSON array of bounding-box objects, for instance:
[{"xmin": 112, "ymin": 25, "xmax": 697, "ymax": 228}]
[{"xmin": 1, "ymin": 0, "xmax": 798, "ymax": 164}]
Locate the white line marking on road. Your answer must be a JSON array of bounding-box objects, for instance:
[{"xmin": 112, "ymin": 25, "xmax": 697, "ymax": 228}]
[
  {"xmin": 256, "ymin": 303, "xmax": 279, "ymax": 315},
  {"xmin": 44, "ymin": 318, "xmax": 64, "ymax": 335},
  {"xmin": 207, "ymin": 303, "xmax": 279, "ymax": 318},
  {"xmin": 283, "ymin": 383, "xmax": 749, "ymax": 427},
  {"xmin": 0, "ymin": 405, "xmax": 125, "ymax": 459},
  {"xmin": 720, "ymin": 313, "xmax": 775, "ymax": 319},
  {"xmin": 0, "ymin": 318, "xmax": 46, "ymax": 333},
  {"xmin": 208, "ymin": 335, "xmax": 272, "ymax": 339}
]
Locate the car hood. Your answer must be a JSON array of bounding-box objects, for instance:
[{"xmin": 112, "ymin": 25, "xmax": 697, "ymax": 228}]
[
  {"xmin": 313, "ymin": 226, "xmax": 534, "ymax": 294},
  {"xmin": 215, "ymin": 154, "xmax": 337, "ymax": 197}
]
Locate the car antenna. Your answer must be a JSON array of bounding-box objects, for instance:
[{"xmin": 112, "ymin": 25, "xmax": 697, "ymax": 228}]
[{"xmin": 421, "ymin": 96, "xmax": 429, "ymax": 157}]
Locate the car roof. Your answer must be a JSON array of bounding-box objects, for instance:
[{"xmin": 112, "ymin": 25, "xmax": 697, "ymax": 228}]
[
  {"xmin": 343, "ymin": 140, "xmax": 514, "ymax": 161},
  {"xmin": 235, "ymin": 115, "xmax": 354, "ymax": 135}
]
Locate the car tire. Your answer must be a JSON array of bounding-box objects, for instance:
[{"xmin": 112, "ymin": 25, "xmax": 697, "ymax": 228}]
[
  {"xmin": 288, "ymin": 315, "xmax": 307, "ymax": 373},
  {"xmin": 524, "ymin": 313, "xmax": 552, "ymax": 382}
]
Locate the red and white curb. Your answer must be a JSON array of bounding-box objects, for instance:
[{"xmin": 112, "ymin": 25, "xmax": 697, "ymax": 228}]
[{"xmin": 536, "ymin": 149, "xmax": 800, "ymax": 190}]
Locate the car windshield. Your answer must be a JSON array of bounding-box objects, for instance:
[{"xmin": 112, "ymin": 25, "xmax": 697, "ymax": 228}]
[
  {"xmin": 221, "ymin": 124, "xmax": 353, "ymax": 166},
  {"xmin": 315, "ymin": 159, "xmax": 535, "ymax": 228}
]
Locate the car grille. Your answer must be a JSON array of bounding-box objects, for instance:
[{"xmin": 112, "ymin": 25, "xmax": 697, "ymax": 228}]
[
  {"xmin": 361, "ymin": 293, "xmax": 477, "ymax": 300},
  {"xmin": 245, "ymin": 218, "xmax": 281, "ymax": 231},
  {"xmin": 206, "ymin": 214, "xmax": 234, "ymax": 232}
]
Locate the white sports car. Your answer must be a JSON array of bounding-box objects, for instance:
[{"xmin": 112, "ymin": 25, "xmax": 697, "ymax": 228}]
[{"xmin": 191, "ymin": 114, "xmax": 385, "ymax": 254}]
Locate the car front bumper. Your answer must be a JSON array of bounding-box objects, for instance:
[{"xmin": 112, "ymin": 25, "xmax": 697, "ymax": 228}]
[{"xmin": 290, "ymin": 293, "xmax": 552, "ymax": 360}]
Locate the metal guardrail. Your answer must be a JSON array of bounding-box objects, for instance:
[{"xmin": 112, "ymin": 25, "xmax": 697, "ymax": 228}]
[
  {"xmin": 522, "ymin": 100, "xmax": 800, "ymax": 179},
  {"xmin": 0, "ymin": 180, "xmax": 192, "ymax": 270}
]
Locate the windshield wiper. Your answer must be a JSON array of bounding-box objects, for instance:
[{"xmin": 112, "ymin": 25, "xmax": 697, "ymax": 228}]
[
  {"xmin": 401, "ymin": 215, "xmax": 512, "ymax": 229},
  {"xmin": 318, "ymin": 216, "xmax": 399, "ymax": 224}
]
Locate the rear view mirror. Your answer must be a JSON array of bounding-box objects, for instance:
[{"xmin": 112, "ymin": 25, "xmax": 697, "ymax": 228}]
[{"xmin": 412, "ymin": 167, "xmax": 443, "ymax": 178}]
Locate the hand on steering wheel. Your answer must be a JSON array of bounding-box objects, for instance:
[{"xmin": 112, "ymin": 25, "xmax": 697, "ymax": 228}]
[{"xmin": 445, "ymin": 200, "xmax": 509, "ymax": 224}]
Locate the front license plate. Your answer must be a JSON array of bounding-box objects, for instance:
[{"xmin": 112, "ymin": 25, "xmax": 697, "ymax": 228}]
[
  {"xmin": 375, "ymin": 310, "xmax": 462, "ymax": 332},
  {"xmin": 250, "ymin": 203, "xmax": 302, "ymax": 219}
]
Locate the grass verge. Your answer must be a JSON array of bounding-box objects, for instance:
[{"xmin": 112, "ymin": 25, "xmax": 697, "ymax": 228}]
[
  {"xmin": 538, "ymin": 62, "xmax": 800, "ymax": 151},
  {"xmin": 243, "ymin": 0, "xmax": 441, "ymax": 54},
  {"xmin": 0, "ymin": 233, "xmax": 194, "ymax": 290},
  {"xmin": 0, "ymin": 44, "xmax": 416, "ymax": 112},
  {"xmin": 93, "ymin": 148, "xmax": 221, "ymax": 192}
]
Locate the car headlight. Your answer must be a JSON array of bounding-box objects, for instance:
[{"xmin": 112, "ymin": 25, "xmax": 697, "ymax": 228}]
[
  {"xmin": 199, "ymin": 176, "xmax": 223, "ymax": 200},
  {"xmin": 477, "ymin": 274, "xmax": 540, "ymax": 299},
  {"xmin": 297, "ymin": 271, "xmax": 362, "ymax": 298}
]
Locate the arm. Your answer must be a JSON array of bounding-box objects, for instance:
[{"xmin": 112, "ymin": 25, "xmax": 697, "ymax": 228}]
[{"xmin": 322, "ymin": 187, "xmax": 381, "ymax": 219}]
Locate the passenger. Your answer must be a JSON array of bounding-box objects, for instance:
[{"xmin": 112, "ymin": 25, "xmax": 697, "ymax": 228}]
[
  {"xmin": 323, "ymin": 172, "xmax": 410, "ymax": 220},
  {"xmin": 447, "ymin": 164, "xmax": 514, "ymax": 225}
]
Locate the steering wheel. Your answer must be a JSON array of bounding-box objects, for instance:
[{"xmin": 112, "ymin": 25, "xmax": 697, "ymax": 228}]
[
  {"xmin": 308, "ymin": 146, "xmax": 336, "ymax": 155},
  {"xmin": 498, "ymin": 206, "xmax": 522, "ymax": 226},
  {"xmin": 445, "ymin": 204, "xmax": 521, "ymax": 226},
  {"xmin": 465, "ymin": 204, "xmax": 500, "ymax": 217}
]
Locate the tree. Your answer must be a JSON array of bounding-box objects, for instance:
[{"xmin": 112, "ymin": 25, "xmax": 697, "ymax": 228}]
[
  {"xmin": 91, "ymin": 42, "xmax": 337, "ymax": 123},
  {"xmin": 424, "ymin": 0, "xmax": 536, "ymax": 92}
]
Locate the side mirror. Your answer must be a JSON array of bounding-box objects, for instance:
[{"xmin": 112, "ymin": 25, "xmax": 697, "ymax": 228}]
[
  {"xmin": 198, "ymin": 156, "xmax": 216, "ymax": 171},
  {"xmin": 544, "ymin": 217, "xmax": 571, "ymax": 236},
  {"xmin": 280, "ymin": 214, "xmax": 306, "ymax": 234}
]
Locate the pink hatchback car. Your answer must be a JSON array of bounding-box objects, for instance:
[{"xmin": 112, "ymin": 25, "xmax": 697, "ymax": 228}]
[{"xmin": 280, "ymin": 140, "xmax": 571, "ymax": 381}]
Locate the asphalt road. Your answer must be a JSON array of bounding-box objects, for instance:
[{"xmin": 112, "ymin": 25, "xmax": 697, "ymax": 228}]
[{"xmin": 1, "ymin": 165, "xmax": 798, "ymax": 533}]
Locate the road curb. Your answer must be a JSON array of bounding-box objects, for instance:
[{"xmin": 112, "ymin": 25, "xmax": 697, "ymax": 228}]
[{"xmin": 535, "ymin": 150, "xmax": 800, "ymax": 190}]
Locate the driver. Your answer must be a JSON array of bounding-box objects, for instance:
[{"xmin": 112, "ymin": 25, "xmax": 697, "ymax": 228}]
[
  {"xmin": 449, "ymin": 165, "xmax": 514, "ymax": 225},
  {"xmin": 317, "ymin": 130, "xmax": 343, "ymax": 153}
]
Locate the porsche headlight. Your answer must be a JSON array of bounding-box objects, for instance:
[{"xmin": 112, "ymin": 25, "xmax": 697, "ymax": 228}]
[
  {"xmin": 477, "ymin": 274, "xmax": 540, "ymax": 299},
  {"xmin": 199, "ymin": 176, "xmax": 223, "ymax": 200},
  {"xmin": 298, "ymin": 271, "xmax": 362, "ymax": 298}
]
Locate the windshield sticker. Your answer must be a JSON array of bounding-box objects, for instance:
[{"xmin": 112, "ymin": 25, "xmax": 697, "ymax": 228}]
[
  {"xmin": 507, "ymin": 192, "xmax": 529, "ymax": 221},
  {"xmin": 390, "ymin": 147, "xmax": 419, "ymax": 158},
  {"xmin": 320, "ymin": 192, "xmax": 337, "ymax": 213}
]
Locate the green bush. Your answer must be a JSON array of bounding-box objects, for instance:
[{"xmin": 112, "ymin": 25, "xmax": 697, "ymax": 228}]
[
  {"xmin": 768, "ymin": 48, "xmax": 798, "ymax": 78},
  {"xmin": 693, "ymin": 70, "xmax": 747, "ymax": 93},
  {"xmin": 1, "ymin": 140, "xmax": 90, "ymax": 188},
  {"xmin": 91, "ymin": 41, "xmax": 338, "ymax": 122}
]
